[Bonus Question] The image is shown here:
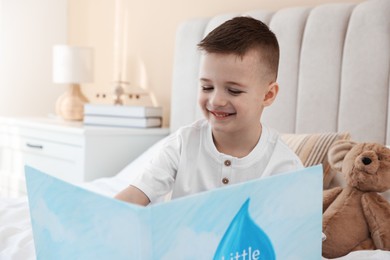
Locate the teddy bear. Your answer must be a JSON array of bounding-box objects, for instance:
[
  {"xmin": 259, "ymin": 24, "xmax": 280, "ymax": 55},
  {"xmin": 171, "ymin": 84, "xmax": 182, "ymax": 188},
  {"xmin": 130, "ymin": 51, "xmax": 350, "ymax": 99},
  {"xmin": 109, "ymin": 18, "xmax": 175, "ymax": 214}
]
[{"xmin": 322, "ymin": 140, "xmax": 390, "ymax": 259}]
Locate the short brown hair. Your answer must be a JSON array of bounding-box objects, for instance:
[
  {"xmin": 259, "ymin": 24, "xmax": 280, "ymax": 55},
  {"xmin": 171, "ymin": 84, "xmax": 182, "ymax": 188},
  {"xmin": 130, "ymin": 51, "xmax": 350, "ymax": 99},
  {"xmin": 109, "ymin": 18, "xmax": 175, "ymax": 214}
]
[{"xmin": 197, "ymin": 16, "xmax": 279, "ymax": 81}]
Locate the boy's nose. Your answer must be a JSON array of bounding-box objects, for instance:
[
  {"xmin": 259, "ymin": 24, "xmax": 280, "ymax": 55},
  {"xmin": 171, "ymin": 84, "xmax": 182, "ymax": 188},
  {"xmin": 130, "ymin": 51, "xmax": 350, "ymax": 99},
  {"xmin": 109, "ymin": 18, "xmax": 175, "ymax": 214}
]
[{"xmin": 209, "ymin": 91, "xmax": 227, "ymax": 106}]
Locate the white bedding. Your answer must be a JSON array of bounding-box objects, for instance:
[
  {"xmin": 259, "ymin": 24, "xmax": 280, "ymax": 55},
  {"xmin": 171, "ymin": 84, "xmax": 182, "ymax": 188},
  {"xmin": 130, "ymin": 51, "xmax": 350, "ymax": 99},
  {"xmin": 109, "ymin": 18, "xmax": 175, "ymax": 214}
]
[{"xmin": 1, "ymin": 138, "xmax": 390, "ymax": 259}]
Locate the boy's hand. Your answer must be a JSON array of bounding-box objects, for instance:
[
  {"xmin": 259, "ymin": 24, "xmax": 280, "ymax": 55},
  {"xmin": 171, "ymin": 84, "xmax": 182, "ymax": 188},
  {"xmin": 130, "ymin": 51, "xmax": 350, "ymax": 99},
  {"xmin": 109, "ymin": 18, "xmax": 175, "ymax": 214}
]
[{"xmin": 114, "ymin": 185, "xmax": 150, "ymax": 206}]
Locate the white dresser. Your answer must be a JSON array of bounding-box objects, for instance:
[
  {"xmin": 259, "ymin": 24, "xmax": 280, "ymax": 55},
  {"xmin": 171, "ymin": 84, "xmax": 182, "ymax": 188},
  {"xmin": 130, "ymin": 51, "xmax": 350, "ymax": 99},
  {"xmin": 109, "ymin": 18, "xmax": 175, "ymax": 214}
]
[{"xmin": 0, "ymin": 117, "xmax": 169, "ymax": 197}]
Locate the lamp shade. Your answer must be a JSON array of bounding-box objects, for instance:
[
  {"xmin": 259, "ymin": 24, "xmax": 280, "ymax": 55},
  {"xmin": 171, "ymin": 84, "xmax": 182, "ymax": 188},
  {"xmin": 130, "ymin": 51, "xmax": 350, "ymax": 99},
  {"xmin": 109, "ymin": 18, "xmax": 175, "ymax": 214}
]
[{"xmin": 52, "ymin": 45, "xmax": 94, "ymax": 84}]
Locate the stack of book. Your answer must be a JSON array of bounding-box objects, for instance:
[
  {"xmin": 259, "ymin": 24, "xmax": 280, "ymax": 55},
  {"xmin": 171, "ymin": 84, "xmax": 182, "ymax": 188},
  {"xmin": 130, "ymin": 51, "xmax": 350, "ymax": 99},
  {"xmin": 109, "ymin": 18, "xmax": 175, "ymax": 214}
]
[{"xmin": 83, "ymin": 104, "xmax": 163, "ymax": 128}]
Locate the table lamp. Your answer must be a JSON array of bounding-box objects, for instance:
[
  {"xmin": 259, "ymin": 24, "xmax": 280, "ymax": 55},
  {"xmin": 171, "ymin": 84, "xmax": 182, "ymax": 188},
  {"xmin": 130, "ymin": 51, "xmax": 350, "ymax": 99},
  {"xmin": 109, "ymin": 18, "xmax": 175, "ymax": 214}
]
[{"xmin": 53, "ymin": 45, "xmax": 94, "ymax": 121}]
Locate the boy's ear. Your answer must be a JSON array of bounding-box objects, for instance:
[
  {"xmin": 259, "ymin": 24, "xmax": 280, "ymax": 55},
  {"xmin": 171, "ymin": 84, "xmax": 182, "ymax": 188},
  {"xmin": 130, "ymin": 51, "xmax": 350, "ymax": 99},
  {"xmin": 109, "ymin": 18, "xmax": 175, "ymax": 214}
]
[{"xmin": 263, "ymin": 82, "xmax": 279, "ymax": 106}]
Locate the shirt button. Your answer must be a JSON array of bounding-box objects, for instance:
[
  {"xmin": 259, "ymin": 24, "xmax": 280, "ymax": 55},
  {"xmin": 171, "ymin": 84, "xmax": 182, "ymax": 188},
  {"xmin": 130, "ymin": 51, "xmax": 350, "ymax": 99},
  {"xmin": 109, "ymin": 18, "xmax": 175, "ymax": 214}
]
[
  {"xmin": 224, "ymin": 160, "xmax": 231, "ymax": 166},
  {"xmin": 222, "ymin": 177, "xmax": 229, "ymax": 184}
]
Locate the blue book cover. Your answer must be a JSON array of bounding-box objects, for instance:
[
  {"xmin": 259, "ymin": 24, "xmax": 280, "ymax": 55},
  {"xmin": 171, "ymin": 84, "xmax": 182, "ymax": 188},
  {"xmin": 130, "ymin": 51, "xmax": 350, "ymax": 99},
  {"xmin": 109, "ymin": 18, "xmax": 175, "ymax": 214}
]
[{"xmin": 25, "ymin": 165, "xmax": 323, "ymax": 259}]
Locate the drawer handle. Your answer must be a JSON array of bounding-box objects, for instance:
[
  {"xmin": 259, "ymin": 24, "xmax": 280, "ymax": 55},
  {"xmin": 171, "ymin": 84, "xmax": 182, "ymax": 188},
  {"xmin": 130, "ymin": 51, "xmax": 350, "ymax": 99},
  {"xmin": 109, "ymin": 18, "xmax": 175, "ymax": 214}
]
[{"xmin": 26, "ymin": 143, "xmax": 43, "ymax": 149}]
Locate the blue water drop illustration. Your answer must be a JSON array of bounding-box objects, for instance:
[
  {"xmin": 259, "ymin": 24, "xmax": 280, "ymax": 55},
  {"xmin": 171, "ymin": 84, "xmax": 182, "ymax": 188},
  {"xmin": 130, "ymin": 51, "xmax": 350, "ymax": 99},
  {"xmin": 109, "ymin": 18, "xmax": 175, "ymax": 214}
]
[{"xmin": 213, "ymin": 198, "xmax": 275, "ymax": 260}]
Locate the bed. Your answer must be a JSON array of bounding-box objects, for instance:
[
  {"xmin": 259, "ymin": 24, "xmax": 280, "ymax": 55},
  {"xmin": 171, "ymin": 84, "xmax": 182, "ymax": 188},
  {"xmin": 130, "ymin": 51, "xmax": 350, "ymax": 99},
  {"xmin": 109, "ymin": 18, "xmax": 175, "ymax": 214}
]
[{"xmin": 1, "ymin": 0, "xmax": 390, "ymax": 259}]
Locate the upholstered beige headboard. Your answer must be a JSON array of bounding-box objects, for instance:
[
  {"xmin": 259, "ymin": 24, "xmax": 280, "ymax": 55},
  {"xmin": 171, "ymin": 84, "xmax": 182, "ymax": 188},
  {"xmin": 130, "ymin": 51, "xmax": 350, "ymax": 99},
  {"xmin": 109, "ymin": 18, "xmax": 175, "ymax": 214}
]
[{"xmin": 170, "ymin": 0, "xmax": 390, "ymax": 144}]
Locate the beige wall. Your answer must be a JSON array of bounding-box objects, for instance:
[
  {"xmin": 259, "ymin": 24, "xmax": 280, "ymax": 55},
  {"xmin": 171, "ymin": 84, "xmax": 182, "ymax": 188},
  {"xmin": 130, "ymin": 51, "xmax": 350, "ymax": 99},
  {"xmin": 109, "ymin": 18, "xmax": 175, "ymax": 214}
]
[
  {"xmin": 68, "ymin": 0, "xmax": 364, "ymax": 126},
  {"xmin": 0, "ymin": 0, "xmax": 67, "ymax": 118}
]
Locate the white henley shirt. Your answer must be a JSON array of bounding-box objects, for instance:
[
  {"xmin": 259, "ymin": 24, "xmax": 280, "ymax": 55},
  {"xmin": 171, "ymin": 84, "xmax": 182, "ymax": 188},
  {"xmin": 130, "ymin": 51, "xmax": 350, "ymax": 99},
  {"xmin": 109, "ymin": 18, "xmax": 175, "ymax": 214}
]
[{"xmin": 130, "ymin": 119, "xmax": 303, "ymax": 203}]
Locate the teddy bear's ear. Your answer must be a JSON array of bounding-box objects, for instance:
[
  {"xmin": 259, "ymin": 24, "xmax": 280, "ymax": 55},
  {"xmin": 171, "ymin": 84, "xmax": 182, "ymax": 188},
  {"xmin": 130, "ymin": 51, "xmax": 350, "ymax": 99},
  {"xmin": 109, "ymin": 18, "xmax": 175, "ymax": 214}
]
[{"xmin": 327, "ymin": 140, "xmax": 357, "ymax": 171}]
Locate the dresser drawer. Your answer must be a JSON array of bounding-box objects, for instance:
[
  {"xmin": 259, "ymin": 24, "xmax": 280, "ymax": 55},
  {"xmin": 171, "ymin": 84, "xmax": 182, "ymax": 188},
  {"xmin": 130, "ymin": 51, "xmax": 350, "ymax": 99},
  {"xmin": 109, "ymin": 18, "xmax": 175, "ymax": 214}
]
[
  {"xmin": 21, "ymin": 136, "xmax": 84, "ymax": 182},
  {"xmin": 3, "ymin": 134, "xmax": 84, "ymax": 183},
  {"xmin": 18, "ymin": 136, "xmax": 83, "ymax": 163}
]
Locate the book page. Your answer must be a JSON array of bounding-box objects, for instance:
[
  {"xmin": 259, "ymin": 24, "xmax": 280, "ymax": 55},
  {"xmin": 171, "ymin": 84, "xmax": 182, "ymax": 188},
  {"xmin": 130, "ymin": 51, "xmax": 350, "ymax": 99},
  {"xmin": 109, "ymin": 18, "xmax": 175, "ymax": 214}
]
[
  {"xmin": 26, "ymin": 165, "xmax": 323, "ymax": 259},
  {"xmin": 150, "ymin": 166, "xmax": 323, "ymax": 259},
  {"xmin": 25, "ymin": 166, "xmax": 151, "ymax": 259}
]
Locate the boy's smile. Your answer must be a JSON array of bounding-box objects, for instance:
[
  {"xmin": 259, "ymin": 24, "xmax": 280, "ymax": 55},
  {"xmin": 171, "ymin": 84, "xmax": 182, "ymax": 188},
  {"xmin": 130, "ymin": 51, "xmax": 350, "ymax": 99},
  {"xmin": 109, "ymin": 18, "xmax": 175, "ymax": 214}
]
[
  {"xmin": 207, "ymin": 109, "xmax": 236, "ymax": 119},
  {"xmin": 198, "ymin": 49, "xmax": 278, "ymax": 141}
]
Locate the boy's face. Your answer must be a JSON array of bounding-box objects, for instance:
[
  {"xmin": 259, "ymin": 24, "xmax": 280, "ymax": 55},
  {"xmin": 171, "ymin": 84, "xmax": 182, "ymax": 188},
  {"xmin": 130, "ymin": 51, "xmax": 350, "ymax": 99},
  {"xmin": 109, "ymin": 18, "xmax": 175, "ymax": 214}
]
[{"xmin": 198, "ymin": 49, "xmax": 278, "ymax": 136}]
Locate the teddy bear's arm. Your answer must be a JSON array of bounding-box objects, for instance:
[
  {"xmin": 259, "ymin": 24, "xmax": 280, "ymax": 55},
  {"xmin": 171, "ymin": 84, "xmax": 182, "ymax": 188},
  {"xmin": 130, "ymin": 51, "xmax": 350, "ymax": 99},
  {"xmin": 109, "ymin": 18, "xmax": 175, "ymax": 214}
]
[
  {"xmin": 362, "ymin": 192, "xmax": 390, "ymax": 250},
  {"xmin": 323, "ymin": 187, "xmax": 342, "ymax": 213}
]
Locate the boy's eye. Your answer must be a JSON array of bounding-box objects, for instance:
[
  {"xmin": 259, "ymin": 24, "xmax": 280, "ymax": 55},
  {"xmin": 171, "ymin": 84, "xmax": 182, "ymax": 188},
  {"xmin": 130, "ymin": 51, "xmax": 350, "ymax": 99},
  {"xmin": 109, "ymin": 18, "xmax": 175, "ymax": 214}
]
[
  {"xmin": 201, "ymin": 86, "xmax": 214, "ymax": 92},
  {"xmin": 228, "ymin": 88, "xmax": 244, "ymax": 95}
]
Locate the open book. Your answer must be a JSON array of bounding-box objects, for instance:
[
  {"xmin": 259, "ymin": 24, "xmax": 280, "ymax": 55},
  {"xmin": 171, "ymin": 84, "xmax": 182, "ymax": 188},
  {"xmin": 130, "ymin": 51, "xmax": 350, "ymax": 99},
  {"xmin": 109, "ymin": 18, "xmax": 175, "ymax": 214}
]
[{"xmin": 25, "ymin": 165, "xmax": 323, "ymax": 259}]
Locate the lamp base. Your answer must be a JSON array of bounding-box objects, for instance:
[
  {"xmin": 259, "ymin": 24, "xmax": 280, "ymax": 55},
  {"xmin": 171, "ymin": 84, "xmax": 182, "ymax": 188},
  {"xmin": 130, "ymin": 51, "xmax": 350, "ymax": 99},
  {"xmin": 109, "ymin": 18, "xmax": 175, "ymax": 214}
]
[{"xmin": 56, "ymin": 84, "xmax": 89, "ymax": 121}]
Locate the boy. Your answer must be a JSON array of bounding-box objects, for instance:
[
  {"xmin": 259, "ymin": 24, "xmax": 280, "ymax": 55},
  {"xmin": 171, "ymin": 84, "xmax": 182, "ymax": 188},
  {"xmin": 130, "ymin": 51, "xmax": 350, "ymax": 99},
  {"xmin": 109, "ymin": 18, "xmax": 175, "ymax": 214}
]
[{"xmin": 115, "ymin": 16, "xmax": 303, "ymax": 206}]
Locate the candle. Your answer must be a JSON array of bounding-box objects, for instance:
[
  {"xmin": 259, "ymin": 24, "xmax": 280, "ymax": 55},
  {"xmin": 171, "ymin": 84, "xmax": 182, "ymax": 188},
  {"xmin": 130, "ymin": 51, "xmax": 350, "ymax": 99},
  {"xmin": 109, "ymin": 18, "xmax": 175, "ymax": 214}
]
[
  {"xmin": 113, "ymin": 0, "xmax": 121, "ymax": 82},
  {"xmin": 113, "ymin": 0, "xmax": 128, "ymax": 83},
  {"xmin": 121, "ymin": 7, "xmax": 128, "ymax": 82}
]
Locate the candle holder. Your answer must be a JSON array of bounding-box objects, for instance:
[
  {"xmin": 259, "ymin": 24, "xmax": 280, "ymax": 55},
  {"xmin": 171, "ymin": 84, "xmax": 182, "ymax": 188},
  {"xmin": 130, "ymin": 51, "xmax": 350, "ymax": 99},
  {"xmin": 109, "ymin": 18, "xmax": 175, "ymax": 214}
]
[
  {"xmin": 111, "ymin": 81, "xmax": 156, "ymax": 106},
  {"xmin": 113, "ymin": 80, "xmax": 128, "ymax": 105}
]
